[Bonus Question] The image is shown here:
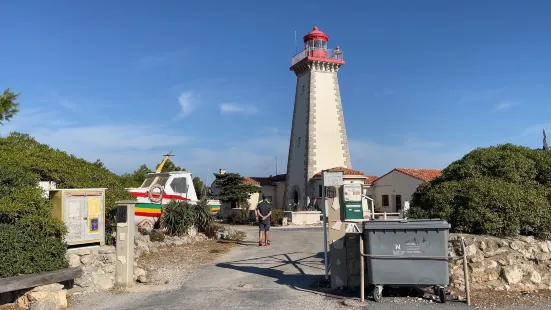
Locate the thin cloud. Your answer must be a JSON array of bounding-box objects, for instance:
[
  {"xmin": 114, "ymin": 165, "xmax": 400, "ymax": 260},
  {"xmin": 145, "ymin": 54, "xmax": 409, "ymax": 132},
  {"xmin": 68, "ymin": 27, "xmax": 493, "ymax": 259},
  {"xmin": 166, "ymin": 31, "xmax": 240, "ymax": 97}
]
[
  {"xmin": 374, "ymin": 88, "xmax": 395, "ymax": 96},
  {"xmin": 48, "ymin": 92, "xmax": 77, "ymax": 111},
  {"xmin": 493, "ymin": 101, "xmax": 515, "ymax": 112},
  {"xmin": 136, "ymin": 50, "xmax": 186, "ymax": 71},
  {"xmin": 177, "ymin": 91, "xmax": 196, "ymax": 118},
  {"xmin": 456, "ymin": 88, "xmax": 504, "ymax": 105},
  {"xmin": 219, "ymin": 103, "xmax": 259, "ymax": 114}
]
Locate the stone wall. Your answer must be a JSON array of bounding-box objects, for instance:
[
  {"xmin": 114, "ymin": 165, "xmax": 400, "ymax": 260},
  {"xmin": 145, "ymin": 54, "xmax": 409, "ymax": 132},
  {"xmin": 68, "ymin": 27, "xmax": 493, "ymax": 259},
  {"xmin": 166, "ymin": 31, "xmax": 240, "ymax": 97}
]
[
  {"xmin": 449, "ymin": 234, "xmax": 551, "ymax": 292},
  {"xmin": 67, "ymin": 227, "xmax": 210, "ymax": 295}
]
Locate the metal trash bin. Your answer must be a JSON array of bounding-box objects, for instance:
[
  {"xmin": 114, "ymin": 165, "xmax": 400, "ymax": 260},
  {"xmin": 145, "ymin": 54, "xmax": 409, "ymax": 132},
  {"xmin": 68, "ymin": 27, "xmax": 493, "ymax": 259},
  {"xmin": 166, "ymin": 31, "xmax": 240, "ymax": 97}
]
[{"xmin": 362, "ymin": 219, "xmax": 451, "ymax": 303}]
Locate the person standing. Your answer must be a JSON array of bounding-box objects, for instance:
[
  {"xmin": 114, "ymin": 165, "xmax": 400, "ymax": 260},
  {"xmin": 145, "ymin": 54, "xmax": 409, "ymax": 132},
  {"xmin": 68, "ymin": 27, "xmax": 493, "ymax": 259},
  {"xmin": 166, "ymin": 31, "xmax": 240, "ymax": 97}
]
[{"xmin": 255, "ymin": 195, "xmax": 272, "ymax": 246}]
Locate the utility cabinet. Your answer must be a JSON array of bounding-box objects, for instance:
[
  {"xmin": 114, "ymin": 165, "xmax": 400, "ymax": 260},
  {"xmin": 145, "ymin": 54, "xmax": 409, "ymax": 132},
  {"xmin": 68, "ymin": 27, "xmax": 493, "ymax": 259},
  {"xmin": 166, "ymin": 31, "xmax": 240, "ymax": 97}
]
[
  {"xmin": 343, "ymin": 184, "xmax": 363, "ymax": 220},
  {"xmin": 50, "ymin": 188, "xmax": 107, "ymax": 246}
]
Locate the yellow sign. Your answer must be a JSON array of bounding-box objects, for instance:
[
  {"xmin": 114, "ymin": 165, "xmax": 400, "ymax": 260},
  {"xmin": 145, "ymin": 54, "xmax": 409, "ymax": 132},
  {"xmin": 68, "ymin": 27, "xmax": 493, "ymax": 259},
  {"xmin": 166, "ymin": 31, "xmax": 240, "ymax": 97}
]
[{"xmin": 88, "ymin": 197, "xmax": 101, "ymax": 233}]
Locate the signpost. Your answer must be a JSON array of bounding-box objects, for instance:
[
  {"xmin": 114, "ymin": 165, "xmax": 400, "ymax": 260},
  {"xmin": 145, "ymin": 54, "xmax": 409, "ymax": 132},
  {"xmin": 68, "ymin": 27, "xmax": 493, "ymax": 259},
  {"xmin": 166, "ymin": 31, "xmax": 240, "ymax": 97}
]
[{"xmin": 321, "ymin": 170, "xmax": 343, "ymax": 280}]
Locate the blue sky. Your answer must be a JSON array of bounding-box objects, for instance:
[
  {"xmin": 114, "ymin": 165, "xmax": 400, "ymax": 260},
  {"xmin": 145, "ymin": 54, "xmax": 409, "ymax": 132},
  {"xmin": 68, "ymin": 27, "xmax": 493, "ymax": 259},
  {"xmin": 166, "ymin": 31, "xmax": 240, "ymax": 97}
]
[{"xmin": 1, "ymin": 0, "xmax": 551, "ymax": 180}]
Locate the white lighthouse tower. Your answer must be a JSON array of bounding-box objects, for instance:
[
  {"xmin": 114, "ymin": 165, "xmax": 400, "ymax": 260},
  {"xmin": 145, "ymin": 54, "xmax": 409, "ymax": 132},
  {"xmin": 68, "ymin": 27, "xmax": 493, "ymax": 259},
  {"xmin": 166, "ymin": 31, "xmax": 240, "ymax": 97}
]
[{"xmin": 284, "ymin": 26, "xmax": 352, "ymax": 210}]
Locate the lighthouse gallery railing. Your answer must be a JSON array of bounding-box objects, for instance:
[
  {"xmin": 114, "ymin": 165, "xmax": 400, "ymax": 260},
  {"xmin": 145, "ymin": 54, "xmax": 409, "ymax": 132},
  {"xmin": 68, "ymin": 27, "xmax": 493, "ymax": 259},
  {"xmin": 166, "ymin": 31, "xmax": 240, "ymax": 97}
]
[{"xmin": 291, "ymin": 48, "xmax": 344, "ymax": 66}]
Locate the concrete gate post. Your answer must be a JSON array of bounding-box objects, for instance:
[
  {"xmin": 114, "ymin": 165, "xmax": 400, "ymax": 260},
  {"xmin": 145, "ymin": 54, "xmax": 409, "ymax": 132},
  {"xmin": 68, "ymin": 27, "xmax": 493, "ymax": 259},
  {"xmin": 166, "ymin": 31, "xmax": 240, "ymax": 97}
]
[{"xmin": 115, "ymin": 200, "xmax": 136, "ymax": 287}]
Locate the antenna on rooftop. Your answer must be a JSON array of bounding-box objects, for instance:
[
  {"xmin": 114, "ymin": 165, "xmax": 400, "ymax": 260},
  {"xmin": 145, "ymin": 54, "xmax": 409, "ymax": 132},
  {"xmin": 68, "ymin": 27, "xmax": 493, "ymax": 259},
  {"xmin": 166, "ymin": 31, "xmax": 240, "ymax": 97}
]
[{"xmin": 295, "ymin": 30, "xmax": 297, "ymax": 54}]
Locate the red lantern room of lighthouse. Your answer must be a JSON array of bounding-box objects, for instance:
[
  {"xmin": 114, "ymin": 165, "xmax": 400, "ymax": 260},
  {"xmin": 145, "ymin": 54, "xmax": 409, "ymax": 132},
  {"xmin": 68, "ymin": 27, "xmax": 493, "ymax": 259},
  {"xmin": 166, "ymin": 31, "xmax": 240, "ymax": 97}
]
[{"xmin": 290, "ymin": 26, "xmax": 344, "ymax": 70}]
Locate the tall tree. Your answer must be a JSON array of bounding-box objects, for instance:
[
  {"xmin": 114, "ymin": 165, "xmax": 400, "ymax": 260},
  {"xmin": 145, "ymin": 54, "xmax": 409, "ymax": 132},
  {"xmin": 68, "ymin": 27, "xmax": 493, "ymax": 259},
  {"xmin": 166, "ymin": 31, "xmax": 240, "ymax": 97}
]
[
  {"xmin": 212, "ymin": 172, "xmax": 261, "ymax": 208},
  {"xmin": 120, "ymin": 164, "xmax": 153, "ymax": 188},
  {"xmin": 93, "ymin": 159, "xmax": 105, "ymax": 169},
  {"xmin": 0, "ymin": 88, "xmax": 20, "ymax": 125},
  {"xmin": 156, "ymin": 159, "xmax": 185, "ymax": 172},
  {"xmin": 193, "ymin": 176, "xmax": 204, "ymax": 199}
]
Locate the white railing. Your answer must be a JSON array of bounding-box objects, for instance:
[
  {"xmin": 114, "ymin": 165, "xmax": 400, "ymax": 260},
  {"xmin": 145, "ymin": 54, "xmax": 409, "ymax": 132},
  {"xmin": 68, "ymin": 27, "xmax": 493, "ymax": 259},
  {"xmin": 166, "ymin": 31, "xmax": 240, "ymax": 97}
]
[
  {"xmin": 291, "ymin": 47, "xmax": 344, "ymax": 66},
  {"xmin": 371, "ymin": 212, "xmax": 404, "ymax": 220}
]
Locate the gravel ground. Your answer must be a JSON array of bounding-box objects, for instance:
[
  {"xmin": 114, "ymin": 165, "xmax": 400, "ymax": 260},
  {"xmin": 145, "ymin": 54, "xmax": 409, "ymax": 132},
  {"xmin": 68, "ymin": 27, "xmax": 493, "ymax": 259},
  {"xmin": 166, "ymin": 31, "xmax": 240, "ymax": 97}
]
[
  {"xmin": 137, "ymin": 239, "xmax": 236, "ymax": 289},
  {"xmin": 67, "ymin": 226, "xmax": 551, "ymax": 310}
]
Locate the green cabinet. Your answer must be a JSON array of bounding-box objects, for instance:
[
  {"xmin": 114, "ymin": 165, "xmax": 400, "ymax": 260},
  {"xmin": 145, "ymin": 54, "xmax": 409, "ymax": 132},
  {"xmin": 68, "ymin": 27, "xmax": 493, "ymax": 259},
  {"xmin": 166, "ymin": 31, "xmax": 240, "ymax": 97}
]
[{"xmin": 344, "ymin": 202, "xmax": 363, "ymax": 220}]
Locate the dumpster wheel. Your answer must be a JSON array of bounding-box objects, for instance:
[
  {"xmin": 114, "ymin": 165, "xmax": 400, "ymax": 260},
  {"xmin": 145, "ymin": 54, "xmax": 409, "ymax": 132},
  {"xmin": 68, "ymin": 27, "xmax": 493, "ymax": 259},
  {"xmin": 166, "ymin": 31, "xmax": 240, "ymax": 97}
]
[
  {"xmin": 435, "ymin": 286, "xmax": 446, "ymax": 303},
  {"xmin": 372, "ymin": 285, "xmax": 383, "ymax": 302}
]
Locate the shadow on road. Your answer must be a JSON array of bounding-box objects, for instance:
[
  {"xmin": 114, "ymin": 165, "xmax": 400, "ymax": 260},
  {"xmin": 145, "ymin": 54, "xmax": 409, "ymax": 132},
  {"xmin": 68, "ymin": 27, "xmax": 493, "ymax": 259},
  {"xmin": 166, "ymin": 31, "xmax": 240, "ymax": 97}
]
[
  {"xmin": 216, "ymin": 251, "xmax": 326, "ymax": 292},
  {"xmin": 216, "ymin": 251, "xmax": 471, "ymax": 306},
  {"xmin": 217, "ymin": 240, "xmax": 264, "ymax": 247}
]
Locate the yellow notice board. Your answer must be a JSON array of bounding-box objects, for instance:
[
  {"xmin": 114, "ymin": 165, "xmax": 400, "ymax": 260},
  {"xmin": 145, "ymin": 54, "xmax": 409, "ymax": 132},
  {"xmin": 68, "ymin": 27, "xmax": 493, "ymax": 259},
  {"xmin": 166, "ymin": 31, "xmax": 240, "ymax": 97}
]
[{"xmin": 88, "ymin": 197, "xmax": 101, "ymax": 233}]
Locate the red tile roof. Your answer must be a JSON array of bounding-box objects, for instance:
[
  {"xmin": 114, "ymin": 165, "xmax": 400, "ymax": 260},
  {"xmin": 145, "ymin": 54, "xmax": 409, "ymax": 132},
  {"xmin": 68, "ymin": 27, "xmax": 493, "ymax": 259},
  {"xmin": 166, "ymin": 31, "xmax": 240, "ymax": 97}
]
[
  {"xmin": 243, "ymin": 177, "xmax": 261, "ymax": 185},
  {"xmin": 313, "ymin": 167, "xmax": 365, "ymax": 178},
  {"xmin": 394, "ymin": 168, "xmax": 442, "ymax": 182},
  {"xmin": 364, "ymin": 175, "xmax": 378, "ymax": 185}
]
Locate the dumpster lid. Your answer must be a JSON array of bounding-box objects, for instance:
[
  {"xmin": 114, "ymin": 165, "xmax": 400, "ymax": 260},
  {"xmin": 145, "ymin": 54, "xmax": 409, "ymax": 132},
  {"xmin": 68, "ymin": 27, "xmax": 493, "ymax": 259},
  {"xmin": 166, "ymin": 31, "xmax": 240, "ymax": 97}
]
[{"xmin": 363, "ymin": 219, "xmax": 450, "ymax": 230}]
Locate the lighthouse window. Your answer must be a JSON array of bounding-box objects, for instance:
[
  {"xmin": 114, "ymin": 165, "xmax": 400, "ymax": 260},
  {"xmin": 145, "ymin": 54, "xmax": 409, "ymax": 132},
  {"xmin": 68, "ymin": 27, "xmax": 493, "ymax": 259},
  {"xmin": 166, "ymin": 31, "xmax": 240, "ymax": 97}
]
[
  {"xmin": 314, "ymin": 40, "xmax": 322, "ymax": 49},
  {"xmin": 308, "ymin": 40, "xmax": 314, "ymax": 49}
]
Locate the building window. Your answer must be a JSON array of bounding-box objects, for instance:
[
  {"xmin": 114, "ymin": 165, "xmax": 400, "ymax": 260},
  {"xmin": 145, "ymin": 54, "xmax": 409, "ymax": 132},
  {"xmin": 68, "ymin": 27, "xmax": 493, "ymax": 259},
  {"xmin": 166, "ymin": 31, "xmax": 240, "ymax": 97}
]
[
  {"xmin": 382, "ymin": 195, "xmax": 389, "ymax": 207},
  {"xmin": 297, "ymin": 137, "xmax": 301, "ymax": 147},
  {"xmin": 169, "ymin": 177, "xmax": 187, "ymax": 194},
  {"xmin": 301, "ymin": 85, "xmax": 305, "ymax": 94},
  {"xmin": 153, "ymin": 176, "xmax": 169, "ymax": 187},
  {"xmin": 318, "ymin": 185, "xmax": 322, "ymax": 197},
  {"xmin": 395, "ymin": 195, "xmax": 402, "ymax": 212}
]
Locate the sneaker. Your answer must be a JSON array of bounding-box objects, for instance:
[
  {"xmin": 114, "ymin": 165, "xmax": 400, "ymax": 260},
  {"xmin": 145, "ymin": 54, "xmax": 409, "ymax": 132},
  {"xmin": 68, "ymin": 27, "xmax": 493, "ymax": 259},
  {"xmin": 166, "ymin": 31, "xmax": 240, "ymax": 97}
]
[
  {"xmin": 266, "ymin": 240, "xmax": 271, "ymax": 246},
  {"xmin": 259, "ymin": 241, "xmax": 263, "ymax": 246}
]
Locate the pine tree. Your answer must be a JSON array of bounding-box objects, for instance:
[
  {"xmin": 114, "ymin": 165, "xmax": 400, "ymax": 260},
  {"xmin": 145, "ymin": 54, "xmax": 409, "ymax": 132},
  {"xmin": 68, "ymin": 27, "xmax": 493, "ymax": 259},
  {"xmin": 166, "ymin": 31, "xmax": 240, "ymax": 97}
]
[
  {"xmin": 212, "ymin": 172, "xmax": 260, "ymax": 207},
  {"xmin": 0, "ymin": 88, "xmax": 20, "ymax": 125}
]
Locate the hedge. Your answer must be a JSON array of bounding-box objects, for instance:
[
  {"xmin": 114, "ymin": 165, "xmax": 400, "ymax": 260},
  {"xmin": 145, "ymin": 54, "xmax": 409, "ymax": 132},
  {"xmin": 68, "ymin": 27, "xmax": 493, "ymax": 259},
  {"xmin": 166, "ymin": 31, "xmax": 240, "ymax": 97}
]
[
  {"xmin": 408, "ymin": 144, "xmax": 551, "ymax": 239},
  {"xmin": 0, "ymin": 132, "xmax": 134, "ymax": 245},
  {"xmin": 0, "ymin": 158, "xmax": 68, "ymax": 277}
]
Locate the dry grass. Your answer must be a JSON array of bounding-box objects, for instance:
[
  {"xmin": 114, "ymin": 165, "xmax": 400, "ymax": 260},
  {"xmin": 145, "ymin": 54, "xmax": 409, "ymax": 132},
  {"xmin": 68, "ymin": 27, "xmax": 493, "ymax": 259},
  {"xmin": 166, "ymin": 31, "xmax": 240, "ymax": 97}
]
[{"xmin": 137, "ymin": 240, "xmax": 237, "ymax": 286}]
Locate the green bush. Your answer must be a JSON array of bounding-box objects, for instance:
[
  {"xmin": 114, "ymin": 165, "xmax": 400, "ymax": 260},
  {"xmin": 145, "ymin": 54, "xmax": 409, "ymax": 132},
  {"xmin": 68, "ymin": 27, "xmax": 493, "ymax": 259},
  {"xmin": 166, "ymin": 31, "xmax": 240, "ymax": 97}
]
[
  {"xmin": 0, "ymin": 133, "xmax": 134, "ymax": 245},
  {"xmin": 160, "ymin": 199, "xmax": 215, "ymax": 236},
  {"xmin": 0, "ymin": 222, "xmax": 68, "ymax": 277},
  {"xmin": 228, "ymin": 208, "xmax": 250, "ymax": 225},
  {"xmin": 409, "ymin": 144, "xmax": 551, "ymax": 239},
  {"xmin": 192, "ymin": 198, "xmax": 215, "ymax": 232},
  {"xmin": 271, "ymin": 209, "xmax": 284, "ymax": 225},
  {"xmin": 161, "ymin": 200, "xmax": 195, "ymax": 236},
  {"xmin": 0, "ymin": 159, "xmax": 68, "ymax": 277}
]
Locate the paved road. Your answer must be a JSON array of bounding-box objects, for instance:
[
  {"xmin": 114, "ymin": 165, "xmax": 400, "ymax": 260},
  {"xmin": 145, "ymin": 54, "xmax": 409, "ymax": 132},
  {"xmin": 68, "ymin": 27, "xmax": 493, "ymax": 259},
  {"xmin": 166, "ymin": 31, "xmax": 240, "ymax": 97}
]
[{"xmin": 71, "ymin": 227, "xmax": 473, "ymax": 310}]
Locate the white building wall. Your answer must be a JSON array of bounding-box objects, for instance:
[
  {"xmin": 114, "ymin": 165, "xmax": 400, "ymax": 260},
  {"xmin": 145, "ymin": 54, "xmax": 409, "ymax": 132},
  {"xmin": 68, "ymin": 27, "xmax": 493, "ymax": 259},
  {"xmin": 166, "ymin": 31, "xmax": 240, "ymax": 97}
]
[
  {"xmin": 284, "ymin": 72, "xmax": 311, "ymax": 209},
  {"xmin": 311, "ymin": 69, "xmax": 349, "ymax": 174},
  {"xmin": 260, "ymin": 185, "xmax": 276, "ymax": 204},
  {"xmin": 372, "ymin": 171, "xmax": 423, "ymax": 213}
]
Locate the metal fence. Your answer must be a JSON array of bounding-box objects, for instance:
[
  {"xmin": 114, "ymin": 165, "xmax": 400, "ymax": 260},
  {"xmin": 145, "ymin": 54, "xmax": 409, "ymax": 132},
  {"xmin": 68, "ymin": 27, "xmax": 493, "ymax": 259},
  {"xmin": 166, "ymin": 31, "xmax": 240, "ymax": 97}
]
[{"xmin": 291, "ymin": 48, "xmax": 344, "ymax": 66}]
